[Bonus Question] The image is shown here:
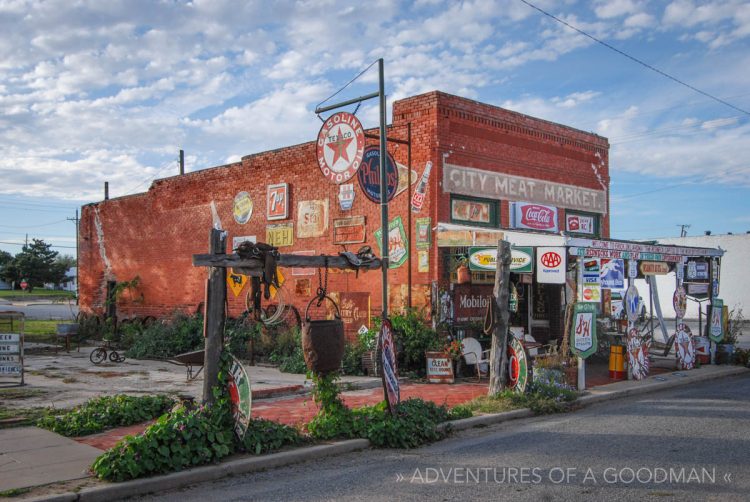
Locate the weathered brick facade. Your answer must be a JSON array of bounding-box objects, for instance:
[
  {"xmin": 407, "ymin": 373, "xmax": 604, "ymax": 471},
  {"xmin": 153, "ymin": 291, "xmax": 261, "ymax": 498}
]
[{"xmin": 79, "ymin": 91, "xmax": 610, "ymax": 326}]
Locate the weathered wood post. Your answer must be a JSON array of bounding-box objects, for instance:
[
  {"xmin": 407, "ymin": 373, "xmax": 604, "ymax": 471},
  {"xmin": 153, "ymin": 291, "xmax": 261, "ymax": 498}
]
[
  {"xmin": 203, "ymin": 228, "xmax": 227, "ymax": 404},
  {"xmin": 489, "ymin": 239, "xmax": 511, "ymax": 395}
]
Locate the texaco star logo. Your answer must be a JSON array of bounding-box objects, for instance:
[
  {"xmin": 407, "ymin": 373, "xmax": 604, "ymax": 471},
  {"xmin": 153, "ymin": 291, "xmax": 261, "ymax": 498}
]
[{"xmin": 316, "ymin": 111, "xmax": 365, "ymax": 184}]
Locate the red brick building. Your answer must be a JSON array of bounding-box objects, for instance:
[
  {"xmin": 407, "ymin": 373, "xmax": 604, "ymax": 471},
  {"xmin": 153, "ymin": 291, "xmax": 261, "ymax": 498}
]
[{"xmin": 79, "ymin": 91, "xmax": 610, "ymax": 341}]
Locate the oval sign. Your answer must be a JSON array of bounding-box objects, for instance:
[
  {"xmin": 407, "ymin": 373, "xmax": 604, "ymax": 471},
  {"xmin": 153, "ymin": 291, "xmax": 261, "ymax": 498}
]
[
  {"xmin": 625, "ymin": 284, "xmax": 640, "ymax": 322},
  {"xmin": 357, "ymin": 146, "xmax": 398, "ymax": 203},
  {"xmin": 233, "ymin": 191, "xmax": 253, "ymax": 224},
  {"xmin": 469, "ymin": 248, "xmax": 496, "ymax": 271},
  {"xmin": 673, "ymin": 285, "xmax": 687, "ymax": 318},
  {"xmin": 511, "ymin": 248, "xmax": 533, "ymax": 272},
  {"xmin": 316, "ymin": 111, "xmax": 365, "ymax": 184}
]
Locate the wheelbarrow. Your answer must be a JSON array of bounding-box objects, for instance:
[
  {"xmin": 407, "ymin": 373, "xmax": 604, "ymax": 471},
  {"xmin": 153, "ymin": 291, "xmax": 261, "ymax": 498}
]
[{"xmin": 167, "ymin": 350, "xmax": 205, "ymax": 381}]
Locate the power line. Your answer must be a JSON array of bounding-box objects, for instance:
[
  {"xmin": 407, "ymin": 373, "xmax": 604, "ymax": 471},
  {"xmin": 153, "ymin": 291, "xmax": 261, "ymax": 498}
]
[
  {"xmin": 0, "ymin": 240, "xmax": 76, "ymax": 249},
  {"xmin": 0, "ymin": 219, "xmax": 69, "ymax": 229},
  {"xmin": 518, "ymin": 0, "xmax": 750, "ymax": 116}
]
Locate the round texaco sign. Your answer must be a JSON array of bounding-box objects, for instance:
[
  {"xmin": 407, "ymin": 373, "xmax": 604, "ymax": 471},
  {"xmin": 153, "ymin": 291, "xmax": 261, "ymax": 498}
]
[
  {"xmin": 316, "ymin": 111, "xmax": 365, "ymax": 184},
  {"xmin": 627, "ymin": 327, "xmax": 650, "ymax": 380},
  {"xmin": 675, "ymin": 323, "xmax": 695, "ymax": 370}
]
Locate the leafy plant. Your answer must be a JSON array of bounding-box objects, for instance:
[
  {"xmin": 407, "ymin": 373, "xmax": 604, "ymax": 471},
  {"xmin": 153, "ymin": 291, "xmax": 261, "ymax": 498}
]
[
  {"xmin": 124, "ymin": 311, "xmax": 204, "ymax": 359},
  {"xmin": 723, "ymin": 306, "xmax": 744, "ymax": 345},
  {"xmin": 388, "ymin": 309, "xmax": 442, "ymax": 374},
  {"xmin": 240, "ymin": 419, "xmax": 304, "ymax": 455},
  {"xmin": 269, "ymin": 327, "xmax": 307, "ymax": 374},
  {"xmin": 37, "ymin": 394, "xmax": 174, "ymax": 437},
  {"xmin": 733, "ymin": 347, "xmax": 750, "ymax": 367},
  {"xmin": 225, "ymin": 315, "xmax": 262, "ymax": 359}
]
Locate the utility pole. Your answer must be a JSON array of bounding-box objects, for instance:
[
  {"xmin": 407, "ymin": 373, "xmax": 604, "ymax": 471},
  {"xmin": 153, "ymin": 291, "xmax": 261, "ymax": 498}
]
[
  {"xmin": 67, "ymin": 210, "xmax": 80, "ymax": 303},
  {"xmin": 179, "ymin": 149, "xmax": 185, "ymax": 175},
  {"xmin": 677, "ymin": 224, "xmax": 691, "ymax": 237}
]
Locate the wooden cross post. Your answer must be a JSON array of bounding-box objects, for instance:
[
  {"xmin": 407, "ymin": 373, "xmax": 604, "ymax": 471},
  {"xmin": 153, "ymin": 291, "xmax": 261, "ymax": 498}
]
[
  {"xmin": 202, "ymin": 228, "xmax": 227, "ymax": 404},
  {"xmin": 489, "ymin": 239, "xmax": 511, "ymax": 395}
]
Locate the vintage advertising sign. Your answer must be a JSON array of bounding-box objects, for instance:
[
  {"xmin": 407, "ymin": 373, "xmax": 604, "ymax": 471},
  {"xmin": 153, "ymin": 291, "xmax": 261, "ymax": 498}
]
[
  {"xmin": 627, "ymin": 327, "xmax": 649, "ymax": 380},
  {"xmin": 266, "ymin": 183, "xmax": 288, "ymax": 220},
  {"xmin": 417, "ymin": 250, "xmax": 429, "ymax": 273},
  {"xmin": 686, "ymin": 259, "xmax": 709, "ymax": 280},
  {"xmin": 581, "ymin": 258, "xmax": 601, "ymax": 303},
  {"xmin": 510, "ymin": 202, "xmax": 559, "ymax": 232},
  {"xmin": 426, "ymin": 352, "xmax": 454, "ymax": 384},
  {"xmin": 374, "ymin": 216, "xmax": 408, "ymax": 268},
  {"xmin": 453, "ymin": 284, "xmax": 492, "ymax": 322},
  {"xmin": 0, "ymin": 330, "xmax": 22, "ymax": 380},
  {"xmin": 571, "ymin": 303, "xmax": 598, "ymax": 359},
  {"xmin": 628, "ymin": 260, "xmax": 638, "ymax": 278},
  {"xmin": 297, "ymin": 199, "xmax": 329, "ymax": 238},
  {"xmin": 600, "ymin": 259, "xmax": 624, "ymax": 289},
  {"xmin": 331, "ymin": 292, "xmax": 370, "ymax": 338},
  {"xmin": 411, "ymin": 161, "xmax": 432, "ymax": 213},
  {"xmin": 316, "ymin": 111, "xmax": 365, "ymax": 184},
  {"xmin": 686, "ymin": 282, "xmax": 709, "ymax": 298},
  {"xmin": 227, "ymin": 355, "xmax": 251, "ymax": 440},
  {"xmin": 333, "ymin": 216, "xmax": 366, "ymax": 245},
  {"xmin": 451, "ymin": 197, "xmax": 491, "ymax": 224},
  {"xmin": 338, "ymin": 183, "xmax": 354, "ymax": 211},
  {"xmin": 233, "ymin": 191, "xmax": 253, "ymax": 224},
  {"xmin": 625, "ymin": 285, "xmax": 641, "ymax": 322},
  {"xmin": 467, "ymin": 246, "xmax": 532, "ymax": 274},
  {"xmin": 266, "ymin": 222, "xmax": 294, "ymax": 247},
  {"xmin": 675, "ymin": 323, "xmax": 696, "ymax": 370},
  {"xmin": 415, "ymin": 217, "xmax": 431, "ymax": 250},
  {"xmin": 511, "ymin": 247, "xmax": 533, "ymax": 273},
  {"xmin": 566, "ymin": 213, "xmax": 596, "ymax": 234},
  {"xmin": 536, "ymin": 247, "xmax": 566, "ymax": 284},
  {"xmin": 639, "ymin": 261, "xmax": 669, "ymax": 275},
  {"xmin": 395, "ymin": 163, "xmax": 418, "ymax": 198},
  {"xmin": 507, "ymin": 337, "xmax": 530, "ymax": 393},
  {"xmin": 444, "ymin": 162, "xmax": 607, "ymax": 214},
  {"xmin": 468, "ymin": 247, "xmax": 496, "ymax": 271},
  {"xmin": 357, "ymin": 146, "xmax": 398, "ymax": 203},
  {"xmin": 709, "ymin": 298, "xmax": 724, "ymax": 342},
  {"xmin": 673, "ymin": 285, "xmax": 687, "ymax": 318},
  {"xmin": 227, "ymin": 270, "xmax": 248, "ymax": 297},
  {"xmin": 379, "ymin": 319, "xmax": 400, "ymax": 414}
]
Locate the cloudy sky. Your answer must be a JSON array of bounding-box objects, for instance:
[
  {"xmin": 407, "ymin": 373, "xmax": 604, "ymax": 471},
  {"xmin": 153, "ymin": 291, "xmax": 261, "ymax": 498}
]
[{"xmin": 1, "ymin": 0, "xmax": 749, "ymax": 258}]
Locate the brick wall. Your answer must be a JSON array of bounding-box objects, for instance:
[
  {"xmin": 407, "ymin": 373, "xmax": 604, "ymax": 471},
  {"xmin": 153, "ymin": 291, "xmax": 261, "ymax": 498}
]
[{"xmin": 79, "ymin": 90, "xmax": 609, "ymax": 326}]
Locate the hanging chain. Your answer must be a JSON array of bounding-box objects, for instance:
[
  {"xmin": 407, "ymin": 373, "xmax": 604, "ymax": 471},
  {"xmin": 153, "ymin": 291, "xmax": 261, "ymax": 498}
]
[{"xmin": 316, "ymin": 257, "xmax": 329, "ymax": 306}]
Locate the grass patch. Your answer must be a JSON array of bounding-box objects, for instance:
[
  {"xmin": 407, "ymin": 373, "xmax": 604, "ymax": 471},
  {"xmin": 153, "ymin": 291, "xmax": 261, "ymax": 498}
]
[
  {"xmin": 462, "ymin": 395, "xmax": 520, "ymax": 414},
  {"xmin": 0, "ymin": 487, "xmax": 30, "ymax": 497},
  {"xmin": 0, "ymin": 289, "xmax": 75, "ymax": 299},
  {"xmin": 462, "ymin": 382, "xmax": 579, "ymax": 416},
  {"xmin": 0, "ymin": 406, "xmax": 48, "ymax": 427},
  {"xmin": 0, "ymin": 387, "xmax": 46, "ymax": 400}
]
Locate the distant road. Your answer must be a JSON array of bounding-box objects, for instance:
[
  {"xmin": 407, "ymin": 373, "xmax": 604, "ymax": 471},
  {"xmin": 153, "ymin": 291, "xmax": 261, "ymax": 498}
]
[{"xmin": 0, "ymin": 302, "xmax": 78, "ymax": 320}]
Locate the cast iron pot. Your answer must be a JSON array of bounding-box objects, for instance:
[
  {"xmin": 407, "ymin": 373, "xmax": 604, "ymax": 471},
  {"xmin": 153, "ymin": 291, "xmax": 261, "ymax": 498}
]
[{"xmin": 302, "ymin": 295, "xmax": 345, "ymax": 375}]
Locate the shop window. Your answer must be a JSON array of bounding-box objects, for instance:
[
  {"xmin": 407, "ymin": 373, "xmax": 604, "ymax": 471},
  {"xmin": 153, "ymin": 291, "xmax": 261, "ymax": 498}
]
[
  {"xmin": 450, "ymin": 195, "xmax": 499, "ymax": 228},
  {"xmin": 564, "ymin": 210, "xmax": 600, "ymax": 237}
]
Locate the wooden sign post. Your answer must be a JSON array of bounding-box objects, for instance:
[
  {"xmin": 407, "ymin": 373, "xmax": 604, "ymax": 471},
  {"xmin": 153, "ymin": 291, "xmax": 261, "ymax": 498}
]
[{"xmin": 489, "ymin": 239, "xmax": 511, "ymax": 396}]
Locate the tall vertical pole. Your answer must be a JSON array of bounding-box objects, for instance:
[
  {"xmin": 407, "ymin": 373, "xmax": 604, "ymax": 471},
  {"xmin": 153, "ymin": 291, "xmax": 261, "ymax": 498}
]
[
  {"xmin": 179, "ymin": 149, "xmax": 185, "ymax": 175},
  {"xmin": 378, "ymin": 58, "xmax": 389, "ymax": 319},
  {"xmin": 407, "ymin": 123, "xmax": 412, "ymax": 310},
  {"xmin": 104, "ymin": 182, "xmax": 109, "ymax": 200},
  {"xmin": 203, "ymin": 228, "xmax": 227, "ymax": 404}
]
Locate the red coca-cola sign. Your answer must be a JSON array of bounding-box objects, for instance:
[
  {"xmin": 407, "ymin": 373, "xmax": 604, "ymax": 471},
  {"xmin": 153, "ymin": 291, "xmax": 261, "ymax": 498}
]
[{"xmin": 514, "ymin": 203, "xmax": 558, "ymax": 231}]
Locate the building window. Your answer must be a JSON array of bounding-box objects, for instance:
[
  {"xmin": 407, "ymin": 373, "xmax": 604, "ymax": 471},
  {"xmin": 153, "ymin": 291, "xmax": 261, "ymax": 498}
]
[
  {"xmin": 564, "ymin": 210, "xmax": 600, "ymax": 237},
  {"xmin": 450, "ymin": 195, "xmax": 499, "ymax": 228}
]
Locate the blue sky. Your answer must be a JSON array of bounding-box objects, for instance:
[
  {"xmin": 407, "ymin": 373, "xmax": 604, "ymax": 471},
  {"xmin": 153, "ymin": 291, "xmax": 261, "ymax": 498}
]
[{"xmin": 1, "ymin": 0, "xmax": 749, "ymax": 259}]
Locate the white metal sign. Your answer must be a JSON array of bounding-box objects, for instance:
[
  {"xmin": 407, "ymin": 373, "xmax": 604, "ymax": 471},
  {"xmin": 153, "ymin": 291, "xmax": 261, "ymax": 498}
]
[
  {"xmin": 628, "ymin": 260, "xmax": 638, "ymax": 278},
  {"xmin": 625, "ymin": 285, "xmax": 641, "ymax": 322},
  {"xmin": 536, "ymin": 247, "xmax": 566, "ymax": 284}
]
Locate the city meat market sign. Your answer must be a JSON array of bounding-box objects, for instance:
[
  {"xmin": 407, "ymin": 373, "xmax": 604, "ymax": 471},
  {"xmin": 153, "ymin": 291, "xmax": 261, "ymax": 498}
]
[
  {"xmin": 316, "ymin": 111, "xmax": 365, "ymax": 184},
  {"xmin": 443, "ymin": 163, "xmax": 607, "ymax": 214}
]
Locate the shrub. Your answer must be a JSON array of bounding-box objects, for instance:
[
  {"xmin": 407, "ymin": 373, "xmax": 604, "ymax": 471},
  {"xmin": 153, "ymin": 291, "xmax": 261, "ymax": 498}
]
[
  {"xmin": 269, "ymin": 328, "xmax": 307, "ymax": 374},
  {"xmin": 447, "ymin": 404, "xmax": 473, "ymax": 420},
  {"xmin": 91, "ymin": 402, "xmax": 234, "ymax": 482},
  {"xmin": 225, "ymin": 315, "xmax": 262, "ymax": 360},
  {"xmin": 240, "ymin": 419, "xmax": 304, "ymax": 455},
  {"xmin": 37, "ymin": 394, "xmax": 174, "ymax": 437},
  {"xmin": 388, "ymin": 309, "xmax": 442, "ymax": 374},
  {"xmin": 124, "ymin": 312, "xmax": 204, "ymax": 359}
]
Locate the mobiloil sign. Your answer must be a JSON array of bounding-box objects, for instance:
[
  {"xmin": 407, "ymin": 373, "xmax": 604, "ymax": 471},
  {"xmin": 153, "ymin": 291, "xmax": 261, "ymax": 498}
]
[{"xmin": 468, "ymin": 246, "xmax": 533, "ymax": 273}]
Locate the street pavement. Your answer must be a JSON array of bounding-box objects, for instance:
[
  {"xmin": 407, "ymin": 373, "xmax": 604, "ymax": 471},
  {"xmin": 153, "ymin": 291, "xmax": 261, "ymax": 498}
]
[
  {"xmin": 137, "ymin": 373, "xmax": 750, "ymax": 502},
  {"xmin": 0, "ymin": 301, "xmax": 78, "ymax": 320}
]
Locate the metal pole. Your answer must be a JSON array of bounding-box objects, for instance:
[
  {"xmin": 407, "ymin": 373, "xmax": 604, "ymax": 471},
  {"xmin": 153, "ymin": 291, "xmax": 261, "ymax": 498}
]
[
  {"xmin": 379, "ymin": 58, "xmax": 389, "ymax": 319},
  {"xmin": 407, "ymin": 123, "xmax": 412, "ymax": 310},
  {"xmin": 104, "ymin": 182, "xmax": 109, "ymax": 200},
  {"xmin": 179, "ymin": 149, "xmax": 185, "ymax": 175}
]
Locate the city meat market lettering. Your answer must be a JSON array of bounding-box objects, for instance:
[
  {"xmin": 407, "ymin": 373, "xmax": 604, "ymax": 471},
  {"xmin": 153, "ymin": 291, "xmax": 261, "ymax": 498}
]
[{"xmin": 443, "ymin": 163, "xmax": 606, "ymax": 214}]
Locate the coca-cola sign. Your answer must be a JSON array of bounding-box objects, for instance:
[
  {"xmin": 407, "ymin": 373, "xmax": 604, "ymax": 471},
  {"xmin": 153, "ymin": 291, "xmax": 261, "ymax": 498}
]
[{"xmin": 511, "ymin": 202, "xmax": 558, "ymax": 232}]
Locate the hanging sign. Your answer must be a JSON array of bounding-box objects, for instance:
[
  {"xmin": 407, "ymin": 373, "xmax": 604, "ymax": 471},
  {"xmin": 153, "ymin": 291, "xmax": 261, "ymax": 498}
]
[
  {"xmin": 338, "ymin": 183, "xmax": 355, "ymax": 211},
  {"xmin": 628, "ymin": 260, "xmax": 638, "ymax": 278},
  {"xmin": 233, "ymin": 191, "xmax": 253, "ymax": 224},
  {"xmin": 571, "ymin": 303, "xmax": 598, "ymax": 359},
  {"xmin": 639, "ymin": 261, "xmax": 669, "ymax": 275},
  {"xmin": 227, "ymin": 270, "xmax": 248, "ymax": 297},
  {"xmin": 686, "ymin": 259, "xmax": 709, "ymax": 280},
  {"xmin": 468, "ymin": 246, "xmax": 535, "ymax": 272},
  {"xmin": 686, "ymin": 282, "xmax": 709, "ymax": 298},
  {"xmin": 357, "ymin": 146, "xmax": 398, "ymax": 203},
  {"xmin": 316, "ymin": 111, "xmax": 365, "ymax": 184},
  {"xmin": 510, "ymin": 202, "xmax": 559, "ymax": 232},
  {"xmin": 675, "ymin": 323, "xmax": 696, "ymax": 370},
  {"xmin": 509, "ymin": 283, "xmax": 519, "ymax": 313},
  {"xmin": 227, "ymin": 355, "xmax": 252, "ymax": 440},
  {"xmin": 266, "ymin": 183, "xmax": 289, "ymax": 220},
  {"xmin": 374, "ymin": 216, "xmax": 408, "ymax": 268},
  {"xmin": 266, "ymin": 222, "xmax": 294, "ymax": 247},
  {"xmin": 625, "ymin": 285, "xmax": 641, "ymax": 322},
  {"xmin": 380, "ymin": 319, "xmax": 400, "ymax": 414},
  {"xmin": 297, "ymin": 199, "xmax": 329, "ymax": 238},
  {"xmin": 536, "ymin": 247, "xmax": 566, "ymax": 284},
  {"xmin": 600, "ymin": 259, "xmax": 624, "ymax": 289},
  {"xmin": 507, "ymin": 337, "xmax": 530, "ymax": 393},
  {"xmin": 333, "ymin": 216, "xmax": 366, "ymax": 245},
  {"xmin": 512, "ymin": 247, "xmax": 534, "ymax": 273},
  {"xmin": 411, "ymin": 161, "xmax": 433, "ymax": 213},
  {"xmin": 417, "ymin": 250, "xmax": 429, "ymax": 273},
  {"xmin": 627, "ymin": 327, "xmax": 650, "ymax": 380},
  {"xmin": 673, "ymin": 285, "xmax": 687, "ymax": 318},
  {"xmin": 415, "ymin": 217, "xmax": 431, "ymax": 250},
  {"xmin": 709, "ymin": 298, "xmax": 724, "ymax": 342}
]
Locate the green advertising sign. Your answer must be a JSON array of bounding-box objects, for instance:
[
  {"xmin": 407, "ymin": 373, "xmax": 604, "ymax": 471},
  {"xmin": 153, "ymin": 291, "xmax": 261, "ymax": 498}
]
[
  {"xmin": 570, "ymin": 302, "xmax": 598, "ymax": 359},
  {"xmin": 709, "ymin": 298, "xmax": 724, "ymax": 343},
  {"xmin": 467, "ymin": 246, "xmax": 533, "ymax": 273},
  {"xmin": 374, "ymin": 216, "xmax": 409, "ymax": 268}
]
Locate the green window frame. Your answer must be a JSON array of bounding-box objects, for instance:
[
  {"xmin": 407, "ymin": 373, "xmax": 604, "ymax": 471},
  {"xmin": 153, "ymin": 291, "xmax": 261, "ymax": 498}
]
[{"xmin": 449, "ymin": 195, "xmax": 500, "ymax": 228}]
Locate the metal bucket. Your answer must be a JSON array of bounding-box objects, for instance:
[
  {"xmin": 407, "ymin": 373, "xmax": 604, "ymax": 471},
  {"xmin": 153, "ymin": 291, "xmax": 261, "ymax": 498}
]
[{"xmin": 301, "ymin": 295, "xmax": 345, "ymax": 375}]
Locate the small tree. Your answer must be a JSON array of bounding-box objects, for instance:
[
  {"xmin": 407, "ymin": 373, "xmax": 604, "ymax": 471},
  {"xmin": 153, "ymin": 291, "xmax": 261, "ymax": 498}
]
[{"xmin": 1, "ymin": 239, "xmax": 68, "ymax": 289}]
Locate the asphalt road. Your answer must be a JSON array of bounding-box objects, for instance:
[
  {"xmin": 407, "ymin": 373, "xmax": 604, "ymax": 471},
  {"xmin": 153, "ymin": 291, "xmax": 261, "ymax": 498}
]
[
  {"xmin": 0, "ymin": 302, "xmax": 77, "ymax": 320},
  {"xmin": 139, "ymin": 374, "xmax": 750, "ymax": 502}
]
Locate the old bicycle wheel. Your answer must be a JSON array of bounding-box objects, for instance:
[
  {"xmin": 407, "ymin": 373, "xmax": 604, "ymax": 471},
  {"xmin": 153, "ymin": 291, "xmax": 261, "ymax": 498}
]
[
  {"xmin": 109, "ymin": 350, "xmax": 125, "ymax": 363},
  {"xmin": 90, "ymin": 347, "xmax": 107, "ymax": 365}
]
